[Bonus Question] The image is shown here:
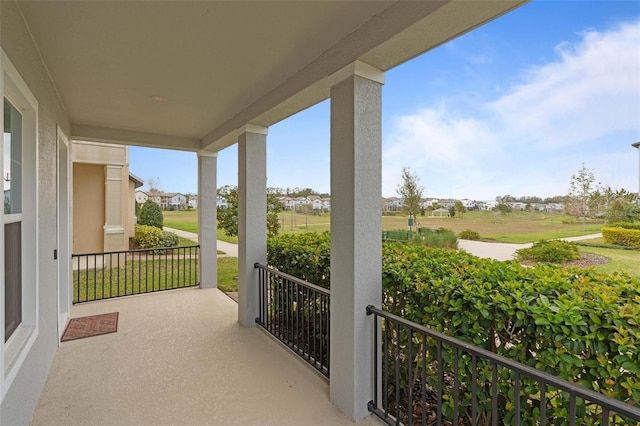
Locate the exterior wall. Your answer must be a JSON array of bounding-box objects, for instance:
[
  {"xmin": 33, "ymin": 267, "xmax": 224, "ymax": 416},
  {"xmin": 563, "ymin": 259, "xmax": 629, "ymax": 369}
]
[
  {"xmin": 72, "ymin": 141, "xmax": 134, "ymax": 253},
  {"xmin": 72, "ymin": 163, "xmax": 105, "ymax": 254},
  {"xmin": 1, "ymin": 1, "xmax": 72, "ymax": 424}
]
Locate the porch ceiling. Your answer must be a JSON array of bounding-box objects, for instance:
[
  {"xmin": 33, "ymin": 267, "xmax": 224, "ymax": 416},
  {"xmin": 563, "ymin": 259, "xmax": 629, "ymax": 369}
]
[{"xmin": 17, "ymin": 0, "xmax": 526, "ymax": 152}]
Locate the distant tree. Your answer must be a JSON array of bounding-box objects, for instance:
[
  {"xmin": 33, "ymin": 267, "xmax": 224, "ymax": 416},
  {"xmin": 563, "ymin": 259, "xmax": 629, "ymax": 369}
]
[
  {"xmin": 454, "ymin": 200, "xmax": 466, "ymax": 218},
  {"xmin": 217, "ymin": 186, "xmax": 239, "ymax": 237},
  {"xmin": 217, "ymin": 185, "xmax": 283, "ymax": 238},
  {"xmin": 568, "ymin": 164, "xmax": 599, "ymax": 231},
  {"xmin": 449, "ymin": 206, "xmax": 456, "ymax": 218},
  {"xmin": 494, "ymin": 203, "xmax": 513, "ymax": 214},
  {"xmin": 138, "ymin": 200, "xmax": 163, "ymax": 229},
  {"xmin": 396, "ymin": 167, "xmax": 424, "ymax": 224}
]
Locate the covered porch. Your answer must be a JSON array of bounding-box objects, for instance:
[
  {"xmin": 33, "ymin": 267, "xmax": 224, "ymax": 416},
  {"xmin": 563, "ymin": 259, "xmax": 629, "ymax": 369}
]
[{"xmin": 32, "ymin": 288, "xmax": 378, "ymax": 426}]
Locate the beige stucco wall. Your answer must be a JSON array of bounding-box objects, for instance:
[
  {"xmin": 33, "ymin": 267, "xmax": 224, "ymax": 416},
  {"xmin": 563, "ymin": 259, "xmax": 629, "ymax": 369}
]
[
  {"xmin": 72, "ymin": 163, "xmax": 105, "ymax": 254},
  {"xmin": 1, "ymin": 1, "xmax": 73, "ymax": 424},
  {"xmin": 72, "ymin": 141, "xmax": 136, "ymax": 253}
]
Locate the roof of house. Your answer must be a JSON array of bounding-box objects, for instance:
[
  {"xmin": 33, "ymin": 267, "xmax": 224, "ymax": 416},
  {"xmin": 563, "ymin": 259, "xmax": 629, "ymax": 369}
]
[{"xmin": 128, "ymin": 172, "xmax": 144, "ymax": 188}]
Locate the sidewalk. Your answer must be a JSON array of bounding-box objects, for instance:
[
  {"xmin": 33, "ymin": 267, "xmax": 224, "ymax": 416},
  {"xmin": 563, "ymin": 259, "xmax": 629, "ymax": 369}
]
[
  {"xmin": 458, "ymin": 233, "xmax": 602, "ymax": 261},
  {"xmin": 164, "ymin": 227, "xmax": 238, "ymax": 257}
]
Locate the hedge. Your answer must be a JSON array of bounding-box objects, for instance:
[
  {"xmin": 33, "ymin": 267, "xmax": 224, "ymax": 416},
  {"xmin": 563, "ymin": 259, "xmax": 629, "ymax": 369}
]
[
  {"xmin": 266, "ymin": 232, "xmax": 640, "ymax": 420},
  {"xmin": 602, "ymin": 226, "xmax": 640, "ymax": 249}
]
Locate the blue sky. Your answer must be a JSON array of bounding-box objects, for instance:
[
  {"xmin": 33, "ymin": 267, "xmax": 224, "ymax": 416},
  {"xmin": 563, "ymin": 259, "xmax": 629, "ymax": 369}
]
[{"xmin": 131, "ymin": 1, "xmax": 640, "ymax": 201}]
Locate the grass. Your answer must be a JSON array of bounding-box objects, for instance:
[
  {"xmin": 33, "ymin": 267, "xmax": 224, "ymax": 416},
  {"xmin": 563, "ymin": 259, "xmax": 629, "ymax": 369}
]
[
  {"xmin": 163, "ymin": 210, "xmax": 238, "ymax": 244},
  {"xmin": 217, "ymin": 257, "xmax": 239, "ymax": 292},
  {"xmin": 578, "ymin": 245, "xmax": 640, "ymax": 277},
  {"xmin": 73, "ymin": 257, "xmax": 199, "ymax": 303},
  {"xmin": 166, "ymin": 210, "xmax": 603, "ymax": 244}
]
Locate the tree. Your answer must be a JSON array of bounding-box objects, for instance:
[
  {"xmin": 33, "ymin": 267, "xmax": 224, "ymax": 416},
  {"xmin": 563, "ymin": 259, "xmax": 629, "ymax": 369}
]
[
  {"xmin": 396, "ymin": 167, "xmax": 424, "ymax": 225},
  {"xmin": 568, "ymin": 164, "xmax": 599, "ymax": 231},
  {"xmin": 138, "ymin": 200, "xmax": 163, "ymax": 229},
  {"xmin": 217, "ymin": 185, "xmax": 283, "ymax": 238},
  {"xmin": 454, "ymin": 200, "xmax": 466, "ymax": 218}
]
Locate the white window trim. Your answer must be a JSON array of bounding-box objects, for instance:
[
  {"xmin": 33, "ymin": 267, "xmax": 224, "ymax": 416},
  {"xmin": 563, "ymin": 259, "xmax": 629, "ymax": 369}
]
[{"xmin": 1, "ymin": 50, "xmax": 40, "ymax": 402}]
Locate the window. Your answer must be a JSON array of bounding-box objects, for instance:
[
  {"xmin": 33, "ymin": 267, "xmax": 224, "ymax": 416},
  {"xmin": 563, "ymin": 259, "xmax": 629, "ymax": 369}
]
[
  {"xmin": 4, "ymin": 98, "xmax": 22, "ymax": 342},
  {"xmin": 2, "ymin": 50, "xmax": 39, "ymax": 397}
]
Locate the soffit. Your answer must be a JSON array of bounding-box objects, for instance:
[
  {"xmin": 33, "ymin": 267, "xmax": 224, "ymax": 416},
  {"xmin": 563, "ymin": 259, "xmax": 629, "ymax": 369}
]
[{"xmin": 17, "ymin": 1, "xmax": 527, "ymax": 151}]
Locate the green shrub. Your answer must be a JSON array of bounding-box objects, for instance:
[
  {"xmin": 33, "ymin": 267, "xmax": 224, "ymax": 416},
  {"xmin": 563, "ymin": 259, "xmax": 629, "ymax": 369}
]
[
  {"xmin": 608, "ymin": 222, "xmax": 640, "ymax": 230},
  {"xmin": 138, "ymin": 200, "xmax": 163, "ymax": 229},
  {"xmin": 602, "ymin": 226, "xmax": 640, "ymax": 249},
  {"xmin": 160, "ymin": 231, "xmax": 179, "ymax": 248},
  {"xmin": 382, "ymin": 230, "xmax": 413, "ymax": 241},
  {"xmin": 382, "ymin": 243, "xmax": 640, "ymax": 421},
  {"xmin": 265, "ymin": 233, "xmax": 640, "ymax": 417},
  {"xmin": 133, "ymin": 224, "xmax": 162, "ymax": 249},
  {"xmin": 516, "ymin": 239, "xmax": 580, "ymax": 263},
  {"xmin": 458, "ymin": 229, "xmax": 481, "ymax": 240},
  {"xmin": 267, "ymin": 232, "xmax": 331, "ymax": 289}
]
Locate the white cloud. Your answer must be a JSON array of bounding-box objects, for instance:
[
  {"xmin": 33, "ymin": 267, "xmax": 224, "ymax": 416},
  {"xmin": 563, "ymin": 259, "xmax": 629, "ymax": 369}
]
[{"xmin": 382, "ymin": 19, "xmax": 640, "ymax": 199}]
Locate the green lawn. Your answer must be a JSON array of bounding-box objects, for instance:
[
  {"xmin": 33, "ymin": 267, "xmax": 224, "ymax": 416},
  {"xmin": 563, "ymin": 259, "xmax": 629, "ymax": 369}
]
[
  {"xmin": 578, "ymin": 245, "xmax": 640, "ymax": 277},
  {"xmin": 163, "ymin": 210, "xmax": 238, "ymax": 244},
  {"xmin": 74, "ymin": 257, "xmax": 199, "ymax": 303},
  {"xmin": 166, "ymin": 210, "xmax": 604, "ymax": 244},
  {"xmin": 217, "ymin": 257, "xmax": 239, "ymax": 292}
]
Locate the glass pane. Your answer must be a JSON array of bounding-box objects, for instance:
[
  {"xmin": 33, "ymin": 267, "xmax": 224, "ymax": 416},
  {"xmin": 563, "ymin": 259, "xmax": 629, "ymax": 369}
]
[
  {"xmin": 4, "ymin": 98, "xmax": 22, "ymax": 215},
  {"xmin": 5, "ymin": 221, "xmax": 22, "ymax": 341}
]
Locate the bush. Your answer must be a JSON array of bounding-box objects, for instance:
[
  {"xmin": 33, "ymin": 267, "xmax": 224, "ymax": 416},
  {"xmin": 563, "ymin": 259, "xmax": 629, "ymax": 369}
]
[
  {"xmin": 132, "ymin": 224, "xmax": 162, "ymax": 249},
  {"xmin": 266, "ymin": 234, "xmax": 640, "ymax": 415},
  {"xmin": 602, "ymin": 226, "xmax": 640, "ymax": 249},
  {"xmin": 382, "ymin": 243, "xmax": 640, "ymax": 420},
  {"xmin": 458, "ymin": 229, "xmax": 481, "ymax": 240},
  {"xmin": 608, "ymin": 222, "xmax": 640, "ymax": 230},
  {"xmin": 138, "ymin": 200, "xmax": 163, "ymax": 229},
  {"xmin": 267, "ymin": 232, "xmax": 331, "ymax": 289},
  {"xmin": 160, "ymin": 231, "xmax": 179, "ymax": 248},
  {"xmin": 516, "ymin": 240, "xmax": 579, "ymax": 263}
]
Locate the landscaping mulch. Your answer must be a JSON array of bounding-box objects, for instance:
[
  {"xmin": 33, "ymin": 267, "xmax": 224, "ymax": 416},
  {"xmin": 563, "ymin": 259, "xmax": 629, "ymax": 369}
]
[
  {"xmin": 562, "ymin": 252, "xmax": 609, "ymax": 268},
  {"xmin": 61, "ymin": 312, "xmax": 119, "ymax": 342}
]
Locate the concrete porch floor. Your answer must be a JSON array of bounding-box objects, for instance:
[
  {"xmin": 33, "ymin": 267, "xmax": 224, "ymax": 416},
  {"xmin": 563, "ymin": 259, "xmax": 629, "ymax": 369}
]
[{"xmin": 32, "ymin": 288, "xmax": 380, "ymax": 425}]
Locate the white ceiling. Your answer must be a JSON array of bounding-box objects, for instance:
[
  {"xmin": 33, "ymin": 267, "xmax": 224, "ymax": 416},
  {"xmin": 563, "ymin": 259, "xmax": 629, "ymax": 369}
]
[{"xmin": 17, "ymin": 1, "xmax": 526, "ymax": 152}]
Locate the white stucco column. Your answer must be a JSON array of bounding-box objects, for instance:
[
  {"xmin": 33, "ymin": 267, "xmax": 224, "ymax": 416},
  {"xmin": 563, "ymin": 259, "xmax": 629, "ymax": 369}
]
[
  {"xmin": 198, "ymin": 151, "xmax": 218, "ymax": 289},
  {"xmin": 329, "ymin": 61, "xmax": 384, "ymax": 421},
  {"xmin": 237, "ymin": 124, "xmax": 268, "ymax": 327}
]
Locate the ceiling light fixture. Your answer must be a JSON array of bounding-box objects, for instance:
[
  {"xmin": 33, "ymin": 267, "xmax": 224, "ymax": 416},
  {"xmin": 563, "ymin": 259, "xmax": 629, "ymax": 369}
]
[{"xmin": 151, "ymin": 95, "xmax": 168, "ymax": 102}]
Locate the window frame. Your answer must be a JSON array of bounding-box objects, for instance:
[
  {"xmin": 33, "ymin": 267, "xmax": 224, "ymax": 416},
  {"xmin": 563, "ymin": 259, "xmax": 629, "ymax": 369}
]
[{"xmin": 1, "ymin": 50, "xmax": 40, "ymax": 402}]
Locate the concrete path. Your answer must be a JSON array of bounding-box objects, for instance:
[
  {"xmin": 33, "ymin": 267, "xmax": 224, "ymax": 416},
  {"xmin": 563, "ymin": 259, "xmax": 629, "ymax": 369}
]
[
  {"xmin": 164, "ymin": 226, "xmax": 238, "ymax": 257},
  {"xmin": 458, "ymin": 233, "xmax": 602, "ymax": 261},
  {"xmin": 165, "ymin": 225, "xmax": 601, "ymax": 263}
]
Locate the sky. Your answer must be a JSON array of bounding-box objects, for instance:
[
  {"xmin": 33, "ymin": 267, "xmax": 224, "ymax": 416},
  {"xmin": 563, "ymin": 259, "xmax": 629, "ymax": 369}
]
[{"xmin": 130, "ymin": 1, "xmax": 640, "ymax": 201}]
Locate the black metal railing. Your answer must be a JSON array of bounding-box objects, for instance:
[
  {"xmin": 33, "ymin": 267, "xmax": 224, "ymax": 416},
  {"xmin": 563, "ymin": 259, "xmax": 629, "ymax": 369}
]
[
  {"xmin": 254, "ymin": 263, "xmax": 330, "ymax": 378},
  {"xmin": 367, "ymin": 305, "xmax": 640, "ymax": 426},
  {"xmin": 73, "ymin": 246, "xmax": 199, "ymax": 303}
]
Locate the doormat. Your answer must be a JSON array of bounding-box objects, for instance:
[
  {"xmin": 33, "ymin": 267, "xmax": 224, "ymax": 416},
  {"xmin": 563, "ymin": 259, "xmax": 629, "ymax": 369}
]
[{"xmin": 61, "ymin": 312, "xmax": 119, "ymax": 342}]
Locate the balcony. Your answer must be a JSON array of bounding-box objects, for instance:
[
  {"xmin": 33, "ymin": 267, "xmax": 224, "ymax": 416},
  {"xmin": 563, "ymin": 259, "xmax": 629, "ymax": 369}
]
[{"xmin": 31, "ymin": 288, "xmax": 379, "ymax": 425}]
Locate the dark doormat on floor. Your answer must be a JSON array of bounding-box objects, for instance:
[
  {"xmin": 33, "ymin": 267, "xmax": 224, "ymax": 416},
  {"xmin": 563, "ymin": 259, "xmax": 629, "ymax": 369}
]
[{"xmin": 61, "ymin": 312, "xmax": 119, "ymax": 342}]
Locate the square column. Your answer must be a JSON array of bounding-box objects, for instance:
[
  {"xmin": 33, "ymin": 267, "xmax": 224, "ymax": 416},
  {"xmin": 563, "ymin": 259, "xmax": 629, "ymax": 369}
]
[
  {"xmin": 103, "ymin": 164, "xmax": 126, "ymax": 252},
  {"xmin": 237, "ymin": 125, "xmax": 268, "ymax": 327},
  {"xmin": 198, "ymin": 151, "xmax": 218, "ymax": 289},
  {"xmin": 329, "ymin": 61, "xmax": 384, "ymax": 421}
]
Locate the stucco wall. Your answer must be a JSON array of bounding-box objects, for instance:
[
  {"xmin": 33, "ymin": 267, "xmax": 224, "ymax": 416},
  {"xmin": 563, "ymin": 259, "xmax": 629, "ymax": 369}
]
[
  {"xmin": 72, "ymin": 163, "xmax": 105, "ymax": 254},
  {"xmin": 1, "ymin": 1, "xmax": 72, "ymax": 424}
]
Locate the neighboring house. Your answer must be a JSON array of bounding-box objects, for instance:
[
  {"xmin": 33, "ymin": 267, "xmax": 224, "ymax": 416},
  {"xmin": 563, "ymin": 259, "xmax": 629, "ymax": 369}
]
[
  {"xmin": 71, "ymin": 141, "xmax": 142, "ymax": 254},
  {"xmin": 0, "ymin": 2, "xmax": 528, "ymax": 424},
  {"xmin": 168, "ymin": 193, "xmax": 187, "ymax": 210},
  {"xmin": 216, "ymin": 195, "xmax": 227, "ymax": 209},
  {"xmin": 135, "ymin": 190, "xmax": 149, "ymax": 205},
  {"xmin": 308, "ymin": 195, "xmax": 323, "ymax": 210},
  {"xmin": 321, "ymin": 197, "xmax": 331, "ymax": 211}
]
